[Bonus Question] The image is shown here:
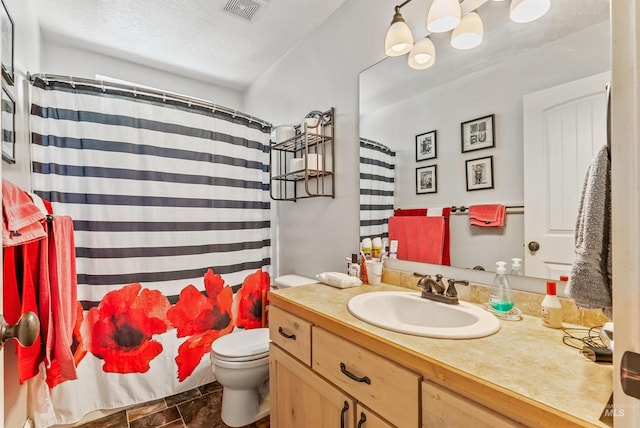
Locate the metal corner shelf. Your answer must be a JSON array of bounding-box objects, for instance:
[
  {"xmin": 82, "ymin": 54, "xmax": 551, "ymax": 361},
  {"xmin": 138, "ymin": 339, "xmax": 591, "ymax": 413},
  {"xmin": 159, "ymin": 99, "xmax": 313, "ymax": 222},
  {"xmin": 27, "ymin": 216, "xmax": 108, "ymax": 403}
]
[{"xmin": 270, "ymin": 107, "xmax": 335, "ymax": 201}]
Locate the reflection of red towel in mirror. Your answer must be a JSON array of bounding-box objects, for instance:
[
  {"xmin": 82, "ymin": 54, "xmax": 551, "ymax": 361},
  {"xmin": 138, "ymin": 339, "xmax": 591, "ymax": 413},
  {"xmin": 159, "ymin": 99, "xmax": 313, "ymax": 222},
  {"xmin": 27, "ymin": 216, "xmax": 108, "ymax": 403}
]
[
  {"xmin": 469, "ymin": 204, "xmax": 506, "ymax": 228},
  {"xmin": 388, "ymin": 216, "xmax": 446, "ymax": 264},
  {"xmin": 392, "ymin": 208, "xmax": 451, "ymax": 265}
]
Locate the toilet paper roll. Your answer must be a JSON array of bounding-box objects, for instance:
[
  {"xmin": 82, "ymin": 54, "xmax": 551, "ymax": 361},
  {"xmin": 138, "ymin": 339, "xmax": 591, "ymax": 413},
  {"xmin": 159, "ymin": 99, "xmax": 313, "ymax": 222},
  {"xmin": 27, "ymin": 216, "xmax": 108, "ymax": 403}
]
[
  {"xmin": 290, "ymin": 154, "xmax": 323, "ymax": 172},
  {"xmin": 275, "ymin": 125, "xmax": 295, "ymax": 143}
]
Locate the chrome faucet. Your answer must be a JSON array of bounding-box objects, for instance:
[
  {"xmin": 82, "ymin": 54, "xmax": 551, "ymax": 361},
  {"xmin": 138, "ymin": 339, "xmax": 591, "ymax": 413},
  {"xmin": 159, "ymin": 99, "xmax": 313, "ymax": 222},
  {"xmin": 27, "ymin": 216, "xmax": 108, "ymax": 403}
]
[{"xmin": 414, "ymin": 273, "xmax": 469, "ymax": 304}]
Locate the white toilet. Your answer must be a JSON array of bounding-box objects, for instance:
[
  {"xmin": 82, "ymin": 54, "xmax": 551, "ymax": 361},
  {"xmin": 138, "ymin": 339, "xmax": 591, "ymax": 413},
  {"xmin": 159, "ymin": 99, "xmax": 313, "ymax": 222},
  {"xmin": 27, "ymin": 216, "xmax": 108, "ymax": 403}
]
[{"xmin": 210, "ymin": 274, "xmax": 317, "ymax": 427}]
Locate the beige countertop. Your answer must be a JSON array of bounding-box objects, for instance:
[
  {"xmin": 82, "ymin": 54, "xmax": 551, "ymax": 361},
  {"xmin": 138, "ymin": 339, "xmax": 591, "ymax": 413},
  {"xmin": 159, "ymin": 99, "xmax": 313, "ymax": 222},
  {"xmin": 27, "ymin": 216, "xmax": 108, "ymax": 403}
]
[{"xmin": 269, "ymin": 282, "xmax": 613, "ymax": 427}]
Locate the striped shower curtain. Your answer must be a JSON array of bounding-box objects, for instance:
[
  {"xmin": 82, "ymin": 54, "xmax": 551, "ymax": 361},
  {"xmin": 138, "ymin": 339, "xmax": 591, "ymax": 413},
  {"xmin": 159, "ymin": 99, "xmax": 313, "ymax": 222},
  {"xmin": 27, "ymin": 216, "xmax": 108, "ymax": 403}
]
[
  {"xmin": 28, "ymin": 76, "xmax": 271, "ymax": 426},
  {"xmin": 359, "ymin": 139, "xmax": 395, "ymax": 242}
]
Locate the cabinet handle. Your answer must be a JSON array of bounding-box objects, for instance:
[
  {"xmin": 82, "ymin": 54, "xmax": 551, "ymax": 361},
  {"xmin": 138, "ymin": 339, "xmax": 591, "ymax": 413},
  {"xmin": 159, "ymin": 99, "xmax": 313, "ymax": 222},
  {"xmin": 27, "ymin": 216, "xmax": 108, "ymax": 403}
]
[
  {"xmin": 340, "ymin": 401, "xmax": 349, "ymax": 428},
  {"xmin": 278, "ymin": 326, "xmax": 296, "ymax": 340},
  {"xmin": 357, "ymin": 412, "xmax": 367, "ymax": 428},
  {"xmin": 340, "ymin": 362, "xmax": 371, "ymax": 385}
]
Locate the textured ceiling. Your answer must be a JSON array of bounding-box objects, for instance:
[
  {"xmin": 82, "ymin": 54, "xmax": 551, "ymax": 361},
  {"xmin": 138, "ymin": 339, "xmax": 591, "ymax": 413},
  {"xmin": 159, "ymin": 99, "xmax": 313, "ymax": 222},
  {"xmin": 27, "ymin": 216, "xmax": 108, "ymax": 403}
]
[{"xmin": 34, "ymin": 0, "xmax": 349, "ymax": 90}]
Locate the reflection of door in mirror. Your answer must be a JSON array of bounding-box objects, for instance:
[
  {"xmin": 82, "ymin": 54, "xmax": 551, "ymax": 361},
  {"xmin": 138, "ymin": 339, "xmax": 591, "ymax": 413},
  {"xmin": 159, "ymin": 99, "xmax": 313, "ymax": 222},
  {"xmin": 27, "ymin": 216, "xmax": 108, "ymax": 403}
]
[
  {"xmin": 523, "ymin": 72, "xmax": 609, "ymax": 279},
  {"xmin": 359, "ymin": 2, "xmax": 610, "ymax": 281}
]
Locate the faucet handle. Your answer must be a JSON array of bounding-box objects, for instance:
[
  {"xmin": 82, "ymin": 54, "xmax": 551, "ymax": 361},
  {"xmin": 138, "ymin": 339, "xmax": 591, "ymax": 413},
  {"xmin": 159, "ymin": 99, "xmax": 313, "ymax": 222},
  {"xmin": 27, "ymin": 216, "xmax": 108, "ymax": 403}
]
[
  {"xmin": 416, "ymin": 275, "xmax": 433, "ymax": 293},
  {"xmin": 445, "ymin": 279, "xmax": 469, "ymax": 298}
]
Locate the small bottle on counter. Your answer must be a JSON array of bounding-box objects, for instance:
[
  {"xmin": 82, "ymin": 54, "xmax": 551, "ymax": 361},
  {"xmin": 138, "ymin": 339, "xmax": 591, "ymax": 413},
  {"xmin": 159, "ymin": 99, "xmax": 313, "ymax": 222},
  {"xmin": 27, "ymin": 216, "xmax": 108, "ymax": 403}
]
[
  {"xmin": 510, "ymin": 258, "xmax": 523, "ymax": 276},
  {"xmin": 541, "ymin": 281, "xmax": 563, "ymax": 329},
  {"xmin": 372, "ymin": 237, "xmax": 382, "ymax": 259},
  {"xmin": 389, "ymin": 240, "xmax": 398, "ymax": 259},
  {"xmin": 362, "ymin": 238, "xmax": 372, "ymax": 260},
  {"xmin": 348, "ymin": 254, "xmax": 360, "ymax": 277},
  {"xmin": 489, "ymin": 261, "xmax": 514, "ymax": 313}
]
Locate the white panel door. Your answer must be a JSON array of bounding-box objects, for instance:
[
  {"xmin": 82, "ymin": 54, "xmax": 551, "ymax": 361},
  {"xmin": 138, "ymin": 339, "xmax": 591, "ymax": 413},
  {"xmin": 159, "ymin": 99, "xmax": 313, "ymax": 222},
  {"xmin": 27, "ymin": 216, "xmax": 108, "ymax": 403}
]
[{"xmin": 523, "ymin": 72, "xmax": 609, "ymax": 279}]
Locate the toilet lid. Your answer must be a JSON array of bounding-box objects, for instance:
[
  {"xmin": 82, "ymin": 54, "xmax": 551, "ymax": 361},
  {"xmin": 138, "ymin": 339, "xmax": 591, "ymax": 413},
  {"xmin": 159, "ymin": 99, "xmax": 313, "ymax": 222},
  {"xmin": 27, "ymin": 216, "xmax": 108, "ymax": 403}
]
[{"xmin": 211, "ymin": 328, "xmax": 270, "ymax": 361}]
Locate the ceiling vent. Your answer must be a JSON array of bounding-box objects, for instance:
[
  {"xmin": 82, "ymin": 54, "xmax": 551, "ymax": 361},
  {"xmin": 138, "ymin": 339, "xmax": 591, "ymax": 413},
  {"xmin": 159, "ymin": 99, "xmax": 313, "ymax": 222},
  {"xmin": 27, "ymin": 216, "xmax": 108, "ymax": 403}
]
[{"xmin": 222, "ymin": 0, "xmax": 268, "ymax": 22}]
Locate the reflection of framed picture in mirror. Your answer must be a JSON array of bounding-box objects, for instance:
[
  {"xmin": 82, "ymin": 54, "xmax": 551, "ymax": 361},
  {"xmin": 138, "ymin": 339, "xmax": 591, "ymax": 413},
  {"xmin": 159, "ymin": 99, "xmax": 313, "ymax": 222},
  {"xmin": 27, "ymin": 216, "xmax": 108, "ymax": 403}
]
[
  {"xmin": 461, "ymin": 114, "xmax": 494, "ymax": 152},
  {"xmin": 0, "ymin": 0, "xmax": 13, "ymax": 85},
  {"xmin": 416, "ymin": 165, "xmax": 437, "ymax": 194},
  {"xmin": 2, "ymin": 84, "xmax": 15, "ymax": 163},
  {"xmin": 466, "ymin": 156, "xmax": 493, "ymax": 191},
  {"xmin": 415, "ymin": 130, "xmax": 437, "ymax": 161}
]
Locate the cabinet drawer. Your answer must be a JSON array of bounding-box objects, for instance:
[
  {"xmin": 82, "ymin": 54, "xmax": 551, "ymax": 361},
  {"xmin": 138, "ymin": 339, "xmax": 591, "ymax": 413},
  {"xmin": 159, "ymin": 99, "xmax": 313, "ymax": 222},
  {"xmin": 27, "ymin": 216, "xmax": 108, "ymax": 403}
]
[
  {"xmin": 422, "ymin": 381, "xmax": 524, "ymax": 428},
  {"xmin": 269, "ymin": 306, "xmax": 312, "ymax": 366},
  {"xmin": 313, "ymin": 327, "xmax": 420, "ymax": 428}
]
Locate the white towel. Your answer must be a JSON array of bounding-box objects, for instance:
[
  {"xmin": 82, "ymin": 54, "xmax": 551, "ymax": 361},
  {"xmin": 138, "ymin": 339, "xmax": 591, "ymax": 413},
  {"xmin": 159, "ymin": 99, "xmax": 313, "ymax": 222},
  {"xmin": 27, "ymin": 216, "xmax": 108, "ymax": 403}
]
[
  {"xmin": 565, "ymin": 145, "xmax": 612, "ymax": 317},
  {"xmin": 426, "ymin": 207, "xmax": 444, "ymax": 217}
]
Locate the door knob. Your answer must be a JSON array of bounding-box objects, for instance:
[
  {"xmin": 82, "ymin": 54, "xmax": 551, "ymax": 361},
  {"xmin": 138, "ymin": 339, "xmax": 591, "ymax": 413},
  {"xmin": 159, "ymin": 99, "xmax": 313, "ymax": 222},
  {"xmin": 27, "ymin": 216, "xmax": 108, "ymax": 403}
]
[
  {"xmin": 0, "ymin": 312, "xmax": 40, "ymax": 349},
  {"xmin": 528, "ymin": 241, "xmax": 540, "ymax": 252}
]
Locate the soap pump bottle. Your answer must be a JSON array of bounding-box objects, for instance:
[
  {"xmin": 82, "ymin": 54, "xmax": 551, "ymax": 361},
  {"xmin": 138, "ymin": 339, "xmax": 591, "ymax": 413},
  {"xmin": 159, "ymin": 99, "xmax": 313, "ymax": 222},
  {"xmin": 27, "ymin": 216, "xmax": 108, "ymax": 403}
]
[
  {"xmin": 541, "ymin": 281, "xmax": 563, "ymax": 328},
  {"xmin": 510, "ymin": 258, "xmax": 523, "ymax": 276},
  {"xmin": 489, "ymin": 261, "xmax": 514, "ymax": 313}
]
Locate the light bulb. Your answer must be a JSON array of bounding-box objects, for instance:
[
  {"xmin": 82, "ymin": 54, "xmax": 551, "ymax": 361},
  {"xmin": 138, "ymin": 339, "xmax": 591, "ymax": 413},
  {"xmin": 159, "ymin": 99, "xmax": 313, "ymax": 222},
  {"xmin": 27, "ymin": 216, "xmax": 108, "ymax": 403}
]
[
  {"xmin": 408, "ymin": 38, "xmax": 436, "ymax": 70},
  {"xmin": 385, "ymin": 9, "xmax": 414, "ymax": 56},
  {"xmin": 510, "ymin": 0, "xmax": 551, "ymax": 23},
  {"xmin": 427, "ymin": 0, "xmax": 461, "ymax": 33},
  {"xmin": 451, "ymin": 12, "xmax": 483, "ymax": 50}
]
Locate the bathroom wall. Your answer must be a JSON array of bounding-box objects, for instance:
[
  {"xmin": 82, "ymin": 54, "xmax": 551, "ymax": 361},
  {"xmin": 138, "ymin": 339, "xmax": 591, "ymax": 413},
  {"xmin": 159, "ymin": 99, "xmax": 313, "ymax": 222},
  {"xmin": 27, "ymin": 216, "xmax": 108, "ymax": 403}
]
[
  {"xmin": 40, "ymin": 41, "xmax": 244, "ymax": 111},
  {"xmin": 3, "ymin": 1, "xmax": 41, "ymax": 426},
  {"xmin": 244, "ymin": 0, "xmax": 387, "ymax": 278}
]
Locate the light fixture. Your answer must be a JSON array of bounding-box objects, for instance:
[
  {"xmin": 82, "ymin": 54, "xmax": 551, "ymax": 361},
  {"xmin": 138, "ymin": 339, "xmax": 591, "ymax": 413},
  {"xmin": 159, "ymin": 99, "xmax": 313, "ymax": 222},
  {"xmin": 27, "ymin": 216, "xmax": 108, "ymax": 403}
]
[
  {"xmin": 509, "ymin": 0, "xmax": 551, "ymax": 23},
  {"xmin": 451, "ymin": 12, "xmax": 483, "ymax": 50},
  {"xmin": 427, "ymin": 0, "xmax": 461, "ymax": 33},
  {"xmin": 383, "ymin": 0, "xmax": 551, "ymax": 71},
  {"xmin": 408, "ymin": 37, "xmax": 436, "ymax": 70},
  {"xmin": 385, "ymin": 5, "xmax": 414, "ymax": 56}
]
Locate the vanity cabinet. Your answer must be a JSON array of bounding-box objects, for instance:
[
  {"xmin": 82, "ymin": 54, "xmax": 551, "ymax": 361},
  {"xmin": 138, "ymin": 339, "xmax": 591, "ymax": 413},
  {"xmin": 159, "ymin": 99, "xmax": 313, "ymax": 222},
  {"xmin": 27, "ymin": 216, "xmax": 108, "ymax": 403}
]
[
  {"xmin": 422, "ymin": 381, "xmax": 523, "ymax": 428},
  {"xmin": 268, "ymin": 285, "xmax": 611, "ymax": 428},
  {"xmin": 269, "ymin": 345, "xmax": 356, "ymax": 428},
  {"xmin": 312, "ymin": 327, "xmax": 420, "ymax": 427},
  {"xmin": 269, "ymin": 306, "xmax": 417, "ymax": 427},
  {"xmin": 269, "ymin": 107, "xmax": 334, "ymax": 201}
]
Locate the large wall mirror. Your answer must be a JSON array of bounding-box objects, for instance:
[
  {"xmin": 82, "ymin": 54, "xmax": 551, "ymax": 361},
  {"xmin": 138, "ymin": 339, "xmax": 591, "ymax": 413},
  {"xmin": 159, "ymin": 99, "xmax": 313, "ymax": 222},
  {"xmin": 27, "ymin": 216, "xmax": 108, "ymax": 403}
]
[{"xmin": 359, "ymin": 0, "xmax": 610, "ymax": 283}]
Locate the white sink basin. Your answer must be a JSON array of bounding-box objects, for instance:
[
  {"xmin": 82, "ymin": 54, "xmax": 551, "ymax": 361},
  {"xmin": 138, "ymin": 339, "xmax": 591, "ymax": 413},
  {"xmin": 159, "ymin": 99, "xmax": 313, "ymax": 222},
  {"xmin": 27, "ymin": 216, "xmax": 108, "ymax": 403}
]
[{"xmin": 347, "ymin": 291, "xmax": 500, "ymax": 339}]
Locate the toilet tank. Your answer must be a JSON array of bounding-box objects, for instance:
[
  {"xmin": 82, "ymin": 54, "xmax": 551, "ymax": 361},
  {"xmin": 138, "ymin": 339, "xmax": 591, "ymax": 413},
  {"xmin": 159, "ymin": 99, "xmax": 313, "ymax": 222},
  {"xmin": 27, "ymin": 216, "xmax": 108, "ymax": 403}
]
[{"xmin": 273, "ymin": 274, "xmax": 318, "ymax": 289}]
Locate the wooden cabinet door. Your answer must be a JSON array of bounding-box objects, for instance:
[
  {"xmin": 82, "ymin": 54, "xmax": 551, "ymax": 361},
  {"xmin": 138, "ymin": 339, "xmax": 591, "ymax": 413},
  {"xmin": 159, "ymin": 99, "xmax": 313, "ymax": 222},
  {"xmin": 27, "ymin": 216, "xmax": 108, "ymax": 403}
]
[
  {"xmin": 355, "ymin": 404, "xmax": 393, "ymax": 428},
  {"xmin": 422, "ymin": 381, "xmax": 523, "ymax": 428},
  {"xmin": 270, "ymin": 344, "xmax": 356, "ymax": 428}
]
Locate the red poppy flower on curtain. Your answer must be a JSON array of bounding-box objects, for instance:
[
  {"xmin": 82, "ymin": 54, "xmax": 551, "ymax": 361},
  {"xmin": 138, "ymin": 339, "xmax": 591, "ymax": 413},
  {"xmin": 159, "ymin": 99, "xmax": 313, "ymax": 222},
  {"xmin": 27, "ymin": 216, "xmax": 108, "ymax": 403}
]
[
  {"xmin": 167, "ymin": 269, "xmax": 234, "ymax": 381},
  {"xmin": 234, "ymin": 269, "xmax": 270, "ymax": 329},
  {"xmin": 83, "ymin": 284, "xmax": 172, "ymax": 374}
]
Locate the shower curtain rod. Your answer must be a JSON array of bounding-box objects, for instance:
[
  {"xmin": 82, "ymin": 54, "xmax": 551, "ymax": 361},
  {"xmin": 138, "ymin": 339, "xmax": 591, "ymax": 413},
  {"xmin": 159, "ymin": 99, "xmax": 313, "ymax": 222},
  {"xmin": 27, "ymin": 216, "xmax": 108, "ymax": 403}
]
[
  {"xmin": 360, "ymin": 137, "xmax": 395, "ymax": 153},
  {"xmin": 28, "ymin": 72, "xmax": 273, "ymax": 128}
]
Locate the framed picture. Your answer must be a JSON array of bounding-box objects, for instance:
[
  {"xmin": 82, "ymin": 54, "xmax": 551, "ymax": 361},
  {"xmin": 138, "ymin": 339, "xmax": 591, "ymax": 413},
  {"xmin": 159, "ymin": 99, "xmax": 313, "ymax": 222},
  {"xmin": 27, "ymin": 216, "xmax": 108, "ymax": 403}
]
[
  {"xmin": 415, "ymin": 130, "xmax": 437, "ymax": 161},
  {"xmin": 2, "ymin": 85, "xmax": 15, "ymax": 163},
  {"xmin": 416, "ymin": 165, "xmax": 437, "ymax": 194},
  {"xmin": 0, "ymin": 0, "xmax": 13, "ymax": 85},
  {"xmin": 461, "ymin": 114, "xmax": 495, "ymax": 153},
  {"xmin": 466, "ymin": 156, "xmax": 494, "ymax": 191}
]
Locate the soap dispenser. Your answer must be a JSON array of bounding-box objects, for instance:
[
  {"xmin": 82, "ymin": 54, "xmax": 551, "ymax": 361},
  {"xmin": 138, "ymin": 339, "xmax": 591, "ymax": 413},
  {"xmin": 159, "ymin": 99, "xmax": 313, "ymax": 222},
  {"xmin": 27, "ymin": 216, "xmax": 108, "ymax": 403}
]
[
  {"xmin": 490, "ymin": 261, "xmax": 514, "ymax": 312},
  {"xmin": 510, "ymin": 258, "xmax": 523, "ymax": 276}
]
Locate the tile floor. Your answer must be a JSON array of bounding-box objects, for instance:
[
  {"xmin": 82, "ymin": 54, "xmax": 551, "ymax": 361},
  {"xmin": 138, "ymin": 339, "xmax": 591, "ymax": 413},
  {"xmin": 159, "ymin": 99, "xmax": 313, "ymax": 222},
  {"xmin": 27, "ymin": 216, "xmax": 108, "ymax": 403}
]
[{"xmin": 75, "ymin": 382, "xmax": 270, "ymax": 428}]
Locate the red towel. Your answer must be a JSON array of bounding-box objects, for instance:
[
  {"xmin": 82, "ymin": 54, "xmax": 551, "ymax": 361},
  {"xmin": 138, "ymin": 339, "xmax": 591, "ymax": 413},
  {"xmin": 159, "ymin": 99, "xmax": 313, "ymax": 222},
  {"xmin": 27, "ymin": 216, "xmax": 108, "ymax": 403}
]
[
  {"xmin": 469, "ymin": 204, "xmax": 506, "ymax": 228},
  {"xmin": 3, "ymin": 243, "xmax": 44, "ymax": 383},
  {"xmin": 46, "ymin": 216, "xmax": 79, "ymax": 382},
  {"xmin": 388, "ymin": 216, "xmax": 446, "ymax": 264},
  {"xmin": 2, "ymin": 180, "xmax": 46, "ymax": 247},
  {"xmin": 392, "ymin": 208, "xmax": 451, "ymax": 265}
]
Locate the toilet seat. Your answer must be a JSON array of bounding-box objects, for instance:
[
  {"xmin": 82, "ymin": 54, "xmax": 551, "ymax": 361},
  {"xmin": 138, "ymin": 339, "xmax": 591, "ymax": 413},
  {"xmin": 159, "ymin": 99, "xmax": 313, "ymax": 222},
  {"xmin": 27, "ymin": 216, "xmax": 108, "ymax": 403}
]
[{"xmin": 211, "ymin": 328, "xmax": 270, "ymax": 363}]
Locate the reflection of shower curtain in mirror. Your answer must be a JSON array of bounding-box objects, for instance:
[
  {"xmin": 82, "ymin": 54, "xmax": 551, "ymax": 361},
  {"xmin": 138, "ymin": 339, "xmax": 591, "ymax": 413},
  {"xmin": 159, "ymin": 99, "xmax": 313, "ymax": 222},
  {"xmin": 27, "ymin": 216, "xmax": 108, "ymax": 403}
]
[
  {"xmin": 28, "ymin": 77, "xmax": 271, "ymax": 426},
  {"xmin": 360, "ymin": 139, "xmax": 395, "ymax": 242}
]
